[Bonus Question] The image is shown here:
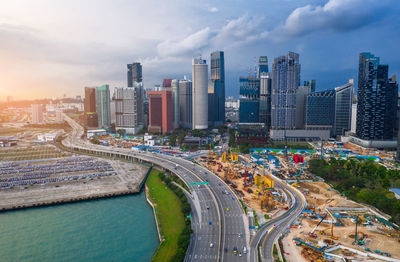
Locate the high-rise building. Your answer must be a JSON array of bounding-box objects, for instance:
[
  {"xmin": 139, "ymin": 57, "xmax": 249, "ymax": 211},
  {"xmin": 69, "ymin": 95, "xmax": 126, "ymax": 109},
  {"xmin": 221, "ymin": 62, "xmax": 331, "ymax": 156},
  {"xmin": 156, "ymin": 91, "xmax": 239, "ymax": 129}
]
[
  {"xmin": 114, "ymin": 82, "xmax": 144, "ymax": 135},
  {"xmin": 31, "ymin": 104, "xmax": 44, "ymax": 124},
  {"xmin": 351, "ymin": 103, "xmax": 357, "ymax": 133},
  {"xmin": 306, "ymin": 90, "xmax": 336, "ymax": 128},
  {"xmin": 179, "ymin": 79, "xmax": 192, "ymax": 129},
  {"xmin": 162, "ymin": 79, "xmax": 173, "ymax": 88},
  {"xmin": 127, "ymin": 62, "xmax": 142, "ymax": 87},
  {"xmin": 171, "ymin": 79, "xmax": 180, "ymax": 129},
  {"xmin": 208, "ymin": 51, "xmax": 225, "ymax": 126},
  {"xmin": 295, "ymin": 85, "xmax": 312, "ymax": 129},
  {"xmin": 259, "ymin": 72, "xmax": 272, "ymax": 129},
  {"xmin": 84, "ymin": 87, "xmax": 98, "ymax": 128},
  {"xmin": 271, "ymin": 52, "xmax": 301, "ymax": 129},
  {"xmin": 147, "ymin": 90, "xmax": 173, "ymax": 134},
  {"xmin": 258, "ymin": 56, "xmax": 269, "ymax": 77},
  {"xmin": 239, "ymin": 76, "xmax": 260, "ymax": 123},
  {"xmin": 96, "ymin": 85, "xmax": 111, "ymax": 129},
  {"xmin": 333, "ymin": 80, "xmax": 353, "ymax": 136},
  {"xmin": 304, "ymin": 80, "xmax": 316, "ymax": 93},
  {"xmin": 356, "ymin": 52, "xmax": 398, "ymax": 140},
  {"xmin": 192, "ymin": 58, "xmax": 208, "ymax": 130}
]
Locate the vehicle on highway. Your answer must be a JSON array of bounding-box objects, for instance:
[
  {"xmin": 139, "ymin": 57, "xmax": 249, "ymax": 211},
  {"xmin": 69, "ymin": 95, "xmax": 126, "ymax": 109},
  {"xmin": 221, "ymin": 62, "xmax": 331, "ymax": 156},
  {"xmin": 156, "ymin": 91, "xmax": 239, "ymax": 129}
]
[
  {"xmin": 243, "ymin": 247, "xmax": 247, "ymax": 254},
  {"xmin": 206, "ymin": 206, "xmax": 209, "ymax": 210},
  {"xmin": 210, "ymin": 243, "xmax": 214, "ymax": 248},
  {"xmin": 233, "ymin": 246, "xmax": 237, "ymax": 255},
  {"xmin": 239, "ymin": 252, "xmax": 242, "ymax": 257},
  {"xmin": 226, "ymin": 207, "xmax": 229, "ymax": 211},
  {"xmin": 209, "ymin": 221, "xmax": 212, "ymax": 225}
]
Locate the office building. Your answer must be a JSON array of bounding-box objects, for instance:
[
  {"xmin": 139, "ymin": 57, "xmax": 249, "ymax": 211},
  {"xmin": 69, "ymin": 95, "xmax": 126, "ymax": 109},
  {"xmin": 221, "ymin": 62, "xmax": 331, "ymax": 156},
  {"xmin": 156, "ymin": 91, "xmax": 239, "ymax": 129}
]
[
  {"xmin": 295, "ymin": 85, "xmax": 312, "ymax": 129},
  {"xmin": 114, "ymin": 82, "xmax": 144, "ymax": 135},
  {"xmin": 356, "ymin": 52, "xmax": 398, "ymax": 140},
  {"xmin": 179, "ymin": 79, "xmax": 192, "ymax": 129},
  {"xmin": 147, "ymin": 90, "xmax": 173, "ymax": 134},
  {"xmin": 84, "ymin": 87, "xmax": 98, "ymax": 128},
  {"xmin": 192, "ymin": 58, "xmax": 208, "ymax": 129},
  {"xmin": 306, "ymin": 89, "xmax": 336, "ymax": 128},
  {"xmin": 31, "ymin": 104, "xmax": 44, "ymax": 124},
  {"xmin": 171, "ymin": 79, "xmax": 180, "ymax": 129},
  {"xmin": 271, "ymin": 52, "xmax": 301, "ymax": 129},
  {"xmin": 127, "ymin": 62, "xmax": 142, "ymax": 87},
  {"xmin": 333, "ymin": 80, "xmax": 353, "ymax": 136},
  {"xmin": 304, "ymin": 80, "xmax": 316, "ymax": 93},
  {"xmin": 258, "ymin": 56, "xmax": 269, "ymax": 77},
  {"xmin": 351, "ymin": 103, "xmax": 357, "ymax": 133},
  {"xmin": 208, "ymin": 51, "xmax": 225, "ymax": 126},
  {"xmin": 259, "ymin": 72, "xmax": 272, "ymax": 129},
  {"xmin": 96, "ymin": 85, "xmax": 111, "ymax": 129},
  {"xmin": 239, "ymin": 76, "xmax": 260, "ymax": 123}
]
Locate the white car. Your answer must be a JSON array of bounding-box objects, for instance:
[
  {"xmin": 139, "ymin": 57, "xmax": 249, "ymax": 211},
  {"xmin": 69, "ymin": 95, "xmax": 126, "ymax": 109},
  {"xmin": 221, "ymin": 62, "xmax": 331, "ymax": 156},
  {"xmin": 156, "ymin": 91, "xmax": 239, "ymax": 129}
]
[
  {"xmin": 210, "ymin": 243, "xmax": 214, "ymax": 248},
  {"xmin": 243, "ymin": 247, "xmax": 247, "ymax": 254}
]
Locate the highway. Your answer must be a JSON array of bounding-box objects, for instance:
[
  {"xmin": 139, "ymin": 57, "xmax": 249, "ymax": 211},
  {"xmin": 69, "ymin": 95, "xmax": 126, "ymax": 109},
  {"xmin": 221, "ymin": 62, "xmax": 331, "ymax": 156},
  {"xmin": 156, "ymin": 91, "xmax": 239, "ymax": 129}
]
[
  {"xmin": 62, "ymin": 115, "xmax": 249, "ymax": 261},
  {"xmin": 249, "ymin": 176, "xmax": 306, "ymax": 262}
]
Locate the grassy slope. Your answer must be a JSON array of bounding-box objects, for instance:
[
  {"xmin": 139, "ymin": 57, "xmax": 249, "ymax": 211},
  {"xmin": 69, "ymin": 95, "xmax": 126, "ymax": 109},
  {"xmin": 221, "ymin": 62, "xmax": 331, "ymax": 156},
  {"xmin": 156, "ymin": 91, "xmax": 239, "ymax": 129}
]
[{"xmin": 146, "ymin": 170, "xmax": 185, "ymax": 262}]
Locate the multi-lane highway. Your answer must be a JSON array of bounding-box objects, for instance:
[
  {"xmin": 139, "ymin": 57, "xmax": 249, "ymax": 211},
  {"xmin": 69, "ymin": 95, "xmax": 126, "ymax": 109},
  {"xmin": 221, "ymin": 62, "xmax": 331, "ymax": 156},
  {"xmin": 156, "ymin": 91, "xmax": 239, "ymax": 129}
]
[{"xmin": 62, "ymin": 115, "xmax": 249, "ymax": 261}]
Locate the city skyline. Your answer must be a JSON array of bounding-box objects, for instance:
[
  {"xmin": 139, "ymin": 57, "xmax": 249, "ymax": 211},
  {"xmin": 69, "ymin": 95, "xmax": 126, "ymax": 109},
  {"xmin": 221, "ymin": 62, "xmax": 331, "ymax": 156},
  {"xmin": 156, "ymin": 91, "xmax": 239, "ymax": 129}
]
[{"xmin": 1, "ymin": 0, "xmax": 399, "ymax": 100}]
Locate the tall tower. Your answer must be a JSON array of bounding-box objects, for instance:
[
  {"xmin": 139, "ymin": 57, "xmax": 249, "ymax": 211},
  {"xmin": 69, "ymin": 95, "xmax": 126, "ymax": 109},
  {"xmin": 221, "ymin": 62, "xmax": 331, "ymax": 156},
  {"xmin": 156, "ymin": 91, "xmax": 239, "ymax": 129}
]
[
  {"xmin": 333, "ymin": 80, "xmax": 353, "ymax": 136},
  {"xmin": 84, "ymin": 87, "xmax": 98, "ymax": 128},
  {"xmin": 171, "ymin": 79, "xmax": 180, "ymax": 129},
  {"xmin": 96, "ymin": 85, "xmax": 111, "ymax": 129},
  {"xmin": 179, "ymin": 79, "xmax": 192, "ymax": 129},
  {"xmin": 208, "ymin": 51, "xmax": 225, "ymax": 126},
  {"xmin": 271, "ymin": 52, "xmax": 300, "ymax": 129},
  {"xmin": 356, "ymin": 52, "xmax": 398, "ymax": 140},
  {"xmin": 127, "ymin": 62, "xmax": 142, "ymax": 87},
  {"xmin": 259, "ymin": 72, "xmax": 272, "ymax": 129},
  {"xmin": 192, "ymin": 58, "xmax": 208, "ymax": 130},
  {"xmin": 258, "ymin": 56, "xmax": 269, "ymax": 77}
]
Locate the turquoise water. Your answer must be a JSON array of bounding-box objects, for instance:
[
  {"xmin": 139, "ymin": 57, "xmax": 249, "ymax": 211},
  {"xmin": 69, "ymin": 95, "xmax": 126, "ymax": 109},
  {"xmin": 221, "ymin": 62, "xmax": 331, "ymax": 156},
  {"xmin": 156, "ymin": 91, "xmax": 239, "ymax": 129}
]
[{"xmin": 0, "ymin": 192, "xmax": 159, "ymax": 262}]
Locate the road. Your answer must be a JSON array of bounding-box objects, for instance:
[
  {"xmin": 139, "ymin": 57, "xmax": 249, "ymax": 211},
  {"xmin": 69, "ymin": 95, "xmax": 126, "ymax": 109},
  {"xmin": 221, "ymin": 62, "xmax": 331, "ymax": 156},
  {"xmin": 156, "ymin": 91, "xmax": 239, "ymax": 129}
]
[
  {"xmin": 249, "ymin": 176, "xmax": 306, "ymax": 262},
  {"xmin": 62, "ymin": 115, "xmax": 249, "ymax": 261}
]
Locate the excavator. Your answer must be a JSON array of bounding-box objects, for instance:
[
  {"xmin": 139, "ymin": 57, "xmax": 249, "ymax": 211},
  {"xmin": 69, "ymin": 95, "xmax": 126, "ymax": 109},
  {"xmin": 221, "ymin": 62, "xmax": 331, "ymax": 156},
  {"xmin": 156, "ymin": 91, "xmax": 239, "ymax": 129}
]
[{"xmin": 309, "ymin": 215, "xmax": 327, "ymax": 238}]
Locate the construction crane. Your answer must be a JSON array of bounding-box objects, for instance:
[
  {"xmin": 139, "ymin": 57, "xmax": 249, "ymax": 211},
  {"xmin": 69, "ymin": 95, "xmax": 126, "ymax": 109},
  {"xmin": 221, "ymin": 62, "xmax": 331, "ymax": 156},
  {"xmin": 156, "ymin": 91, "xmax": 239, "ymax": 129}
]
[{"xmin": 309, "ymin": 215, "xmax": 327, "ymax": 238}]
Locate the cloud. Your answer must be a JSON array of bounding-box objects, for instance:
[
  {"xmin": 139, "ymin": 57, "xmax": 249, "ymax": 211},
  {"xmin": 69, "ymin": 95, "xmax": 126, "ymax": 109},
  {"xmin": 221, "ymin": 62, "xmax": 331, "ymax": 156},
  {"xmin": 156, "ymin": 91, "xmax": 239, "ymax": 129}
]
[{"xmin": 279, "ymin": 0, "xmax": 391, "ymax": 37}]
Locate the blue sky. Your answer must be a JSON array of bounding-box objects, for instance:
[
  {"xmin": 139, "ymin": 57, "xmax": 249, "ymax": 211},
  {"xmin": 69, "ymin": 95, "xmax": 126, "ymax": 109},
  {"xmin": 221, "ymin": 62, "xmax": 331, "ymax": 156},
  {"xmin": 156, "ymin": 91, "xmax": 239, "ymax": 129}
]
[{"xmin": 0, "ymin": 0, "xmax": 399, "ymax": 99}]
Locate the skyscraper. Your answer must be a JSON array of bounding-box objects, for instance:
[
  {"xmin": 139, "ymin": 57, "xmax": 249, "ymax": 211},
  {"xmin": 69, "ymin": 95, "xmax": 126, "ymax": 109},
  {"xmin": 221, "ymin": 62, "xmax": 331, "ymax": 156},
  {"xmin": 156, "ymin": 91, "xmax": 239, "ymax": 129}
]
[
  {"xmin": 179, "ymin": 79, "xmax": 192, "ymax": 129},
  {"xmin": 147, "ymin": 90, "xmax": 173, "ymax": 134},
  {"xmin": 306, "ymin": 89, "xmax": 336, "ymax": 128},
  {"xmin": 356, "ymin": 52, "xmax": 398, "ymax": 140},
  {"xmin": 333, "ymin": 80, "xmax": 353, "ymax": 136},
  {"xmin": 239, "ymin": 76, "xmax": 260, "ymax": 123},
  {"xmin": 192, "ymin": 58, "xmax": 208, "ymax": 130},
  {"xmin": 171, "ymin": 79, "xmax": 180, "ymax": 129},
  {"xmin": 114, "ymin": 82, "xmax": 144, "ymax": 135},
  {"xmin": 127, "ymin": 62, "xmax": 142, "ymax": 87},
  {"xmin": 208, "ymin": 51, "xmax": 225, "ymax": 126},
  {"xmin": 162, "ymin": 79, "xmax": 173, "ymax": 88},
  {"xmin": 271, "ymin": 52, "xmax": 301, "ymax": 129},
  {"xmin": 295, "ymin": 85, "xmax": 312, "ymax": 129},
  {"xmin": 258, "ymin": 56, "xmax": 269, "ymax": 77},
  {"xmin": 84, "ymin": 87, "xmax": 98, "ymax": 128},
  {"xmin": 31, "ymin": 104, "xmax": 44, "ymax": 124},
  {"xmin": 96, "ymin": 85, "xmax": 111, "ymax": 129},
  {"xmin": 259, "ymin": 72, "xmax": 272, "ymax": 129}
]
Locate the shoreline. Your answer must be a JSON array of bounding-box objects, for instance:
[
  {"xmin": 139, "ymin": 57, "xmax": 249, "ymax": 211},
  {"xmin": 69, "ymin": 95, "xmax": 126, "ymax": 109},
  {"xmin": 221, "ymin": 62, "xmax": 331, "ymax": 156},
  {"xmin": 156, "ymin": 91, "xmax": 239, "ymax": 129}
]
[{"xmin": 145, "ymin": 184, "xmax": 163, "ymax": 242}]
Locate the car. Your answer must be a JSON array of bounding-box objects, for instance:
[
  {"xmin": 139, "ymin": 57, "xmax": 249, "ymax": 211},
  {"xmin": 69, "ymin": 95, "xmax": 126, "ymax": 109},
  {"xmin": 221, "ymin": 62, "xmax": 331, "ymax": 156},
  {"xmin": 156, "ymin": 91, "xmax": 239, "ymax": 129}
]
[
  {"xmin": 239, "ymin": 252, "xmax": 242, "ymax": 257},
  {"xmin": 243, "ymin": 247, "xmax": 247, "ymax": 254},
  {"xmin": 210, "ymin": 243, "xmax": 214, "ymax": 248},
  {"xmin": 206, "ymin": 206, "xmax": 210, "ymax": 210},
  {"xmin": 238, "ymin": 233, "xmax": 242, "ymax": 238},
  {"xmin": 233, "ymin": 246, "xmax": 237, "ymax": 254}
]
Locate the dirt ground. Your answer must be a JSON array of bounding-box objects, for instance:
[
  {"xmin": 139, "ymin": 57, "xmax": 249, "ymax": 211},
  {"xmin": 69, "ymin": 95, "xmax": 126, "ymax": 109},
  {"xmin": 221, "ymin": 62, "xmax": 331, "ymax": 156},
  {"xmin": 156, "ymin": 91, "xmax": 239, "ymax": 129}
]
[{"xmin": 282, "ymin": 181, "xmax": 400, "ymax": 261}]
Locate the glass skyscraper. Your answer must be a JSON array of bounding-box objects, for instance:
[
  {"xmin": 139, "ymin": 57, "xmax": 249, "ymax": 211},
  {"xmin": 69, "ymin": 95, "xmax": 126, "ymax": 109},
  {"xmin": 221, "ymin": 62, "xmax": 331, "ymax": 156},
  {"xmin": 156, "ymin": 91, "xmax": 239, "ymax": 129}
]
[
  {"xmin": 239, "ymin": 76, "xmax": 260, "ymax": 123},
  {"xmin": 271, "ymin": 52, "xmax": 301, "ymax": 129},
  {"xmin": 258, "ymin": 56, "xmax": 269, "ymax": 78},
  {"xmin": 306, "ymin": 90, "xmax": 336, "ymax": 127},
  {"xmin": 333, "ymin": 80, "xmax": 353, "ymax": 136},
  {"xmin": 96, "ymin": 85, "xmax": 111, "ymax": 129},
  {"xmin": 356, "ymin": 52, "xmax": 398, "ymax": 140},
  {"xmin": 259, "ymin": 72, "xmax": 272, "ymax": 129},
  {"xmin": 127, "ymin": 62, "xmax": 142, "ymax": 87},
  {"xmin": 208, "ymin": 51, "xmax": 225, "ymax": 126}
]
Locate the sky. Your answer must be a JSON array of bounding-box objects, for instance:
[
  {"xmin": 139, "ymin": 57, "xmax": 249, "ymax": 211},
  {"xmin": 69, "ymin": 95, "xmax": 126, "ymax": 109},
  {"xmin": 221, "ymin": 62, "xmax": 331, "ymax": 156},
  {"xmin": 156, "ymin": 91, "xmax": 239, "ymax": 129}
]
[{"xmin": 0, "ymin": 0, "xmax": 399, "ymax": 100}]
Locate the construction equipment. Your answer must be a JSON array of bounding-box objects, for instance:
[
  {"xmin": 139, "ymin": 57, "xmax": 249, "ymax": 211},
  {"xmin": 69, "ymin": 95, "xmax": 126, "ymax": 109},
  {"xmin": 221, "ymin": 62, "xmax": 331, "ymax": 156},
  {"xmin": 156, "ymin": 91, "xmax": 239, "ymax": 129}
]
[{"xmin": 309, "ymin": 215, "xmax": 327, "ymax": 237}]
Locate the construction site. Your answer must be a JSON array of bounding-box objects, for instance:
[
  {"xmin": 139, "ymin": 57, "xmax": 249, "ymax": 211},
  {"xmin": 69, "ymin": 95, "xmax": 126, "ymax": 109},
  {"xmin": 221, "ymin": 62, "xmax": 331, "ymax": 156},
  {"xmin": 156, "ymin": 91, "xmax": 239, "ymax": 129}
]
[{"xmin": 281, "ymin": 180, "xmax": 400, "ymax": 262}]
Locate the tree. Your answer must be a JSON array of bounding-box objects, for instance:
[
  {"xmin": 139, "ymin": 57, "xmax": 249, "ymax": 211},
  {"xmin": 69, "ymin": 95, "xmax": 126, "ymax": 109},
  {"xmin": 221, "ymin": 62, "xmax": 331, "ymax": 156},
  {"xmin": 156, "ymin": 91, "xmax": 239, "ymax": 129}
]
[{"xmin": 169, "ymin": 134, "xmax": 177, "ymax": 147}]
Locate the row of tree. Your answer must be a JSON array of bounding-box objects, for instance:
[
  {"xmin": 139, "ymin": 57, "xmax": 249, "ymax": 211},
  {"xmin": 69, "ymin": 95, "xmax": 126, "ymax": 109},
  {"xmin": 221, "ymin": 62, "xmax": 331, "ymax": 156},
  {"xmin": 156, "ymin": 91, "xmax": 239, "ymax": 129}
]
[
  {"xmin": 308, "ymin": 158, "xmax": 400, "ymax": 224},
  {"xmin": 158, "ymin": 172, "xmax": 192, "ymax": 262}
]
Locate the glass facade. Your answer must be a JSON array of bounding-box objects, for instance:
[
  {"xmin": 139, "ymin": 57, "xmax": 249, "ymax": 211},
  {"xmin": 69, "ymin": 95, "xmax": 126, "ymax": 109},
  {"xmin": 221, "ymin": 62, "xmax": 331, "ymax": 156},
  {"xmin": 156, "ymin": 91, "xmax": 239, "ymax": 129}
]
[
  {"xmin": 334, "ymin": 82, "xmax": 353, "ymax": 136},
  {"xmin": 306, "ymin": 90, "xmax": 335, "ymax": 126},
  {"xmin": 239, "ymin": 76, "xmax": 260, "ymax": 123},
  {"xmin": 259, "ymin": 73, "xmax": 272, "ymax": 129},
  {"xmin": 208, "ymin": 51, "xmax": 225, "ymax": 126},
  {"xmin": 96, "ymin": 85, "xmax": 111, "ymax": 128},
  {"xmin": 356, "ymin": 52, "xmax": 398, "ymax": 140}
]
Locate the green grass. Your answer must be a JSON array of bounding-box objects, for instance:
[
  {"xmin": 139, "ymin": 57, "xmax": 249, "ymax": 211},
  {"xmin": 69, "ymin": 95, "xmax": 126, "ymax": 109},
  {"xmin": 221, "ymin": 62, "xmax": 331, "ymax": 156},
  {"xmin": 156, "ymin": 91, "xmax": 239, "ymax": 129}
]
[{"xmin": 146, "ymin": 170, "xmax": 186, "ymax": 262}]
